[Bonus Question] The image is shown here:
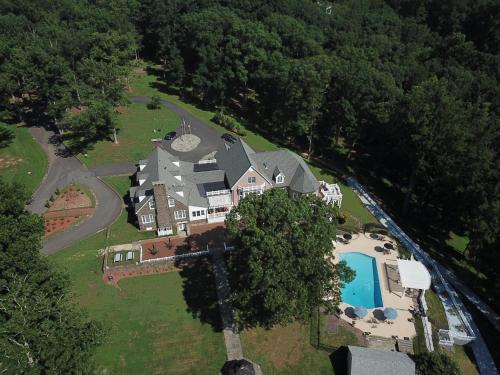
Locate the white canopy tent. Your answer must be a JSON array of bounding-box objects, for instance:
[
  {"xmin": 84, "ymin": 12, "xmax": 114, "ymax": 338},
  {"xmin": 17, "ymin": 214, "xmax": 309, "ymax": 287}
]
[{"xmin": 397, "ymin": 259, "xmax": 431, "ymax": 298}]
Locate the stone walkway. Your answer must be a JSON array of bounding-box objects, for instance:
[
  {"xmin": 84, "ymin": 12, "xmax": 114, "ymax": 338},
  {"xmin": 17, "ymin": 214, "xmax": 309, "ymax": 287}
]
[
  {"xmin": 348, "ymin": 177, "xmax": 498, "ymax": 375},
  {"xmin": 211, "ymin": 249, "xmax": 244, "ymax": 361}
]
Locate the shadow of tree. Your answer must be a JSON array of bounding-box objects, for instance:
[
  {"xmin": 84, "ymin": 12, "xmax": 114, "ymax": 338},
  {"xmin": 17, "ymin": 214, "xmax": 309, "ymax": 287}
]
[
  {"xmin": 176, "ymin": 255, "xmax": 223, "ymax": 332},
  {"xmin": 0, "ymin": 126, "xmax": 15, "ymax": 149},
  {"xmin": 329, "ymin": 346, "xmax": 348, "ymax": 375}
]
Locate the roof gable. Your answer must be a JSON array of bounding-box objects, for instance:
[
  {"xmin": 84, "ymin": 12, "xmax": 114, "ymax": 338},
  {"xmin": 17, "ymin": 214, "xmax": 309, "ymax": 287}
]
[{"xmin": 216, "ymin": 138, "xmax": 257, "ymax": 188}]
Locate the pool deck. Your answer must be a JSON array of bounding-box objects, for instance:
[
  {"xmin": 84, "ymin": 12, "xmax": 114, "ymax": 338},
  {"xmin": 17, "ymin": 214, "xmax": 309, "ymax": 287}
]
[{"xmin": 332, "ymin": 233, "xmax": 417, "ymax": 340}]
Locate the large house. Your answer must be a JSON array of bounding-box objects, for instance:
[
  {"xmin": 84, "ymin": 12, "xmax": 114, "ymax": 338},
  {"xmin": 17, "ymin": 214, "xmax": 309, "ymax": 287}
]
[{"xmin": 129, "ymin": 139, "xmax": 342, "ymax": 236}]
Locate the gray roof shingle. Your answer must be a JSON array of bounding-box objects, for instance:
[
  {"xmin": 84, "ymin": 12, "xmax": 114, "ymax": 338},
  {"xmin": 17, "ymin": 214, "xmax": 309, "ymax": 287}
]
[
  {"xmin": 348, "ymin": 346, "xmax": 415, "ymax": 375},
  {"xmin": 216, "ymin": 139, "xmax": 257, "ymax": 187}
]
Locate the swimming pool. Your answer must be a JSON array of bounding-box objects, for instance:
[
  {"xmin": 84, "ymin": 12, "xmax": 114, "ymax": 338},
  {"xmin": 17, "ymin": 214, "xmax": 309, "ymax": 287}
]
[{"xmin": 340, "ymin": 252, "xmax": 383, "ymax": 308}]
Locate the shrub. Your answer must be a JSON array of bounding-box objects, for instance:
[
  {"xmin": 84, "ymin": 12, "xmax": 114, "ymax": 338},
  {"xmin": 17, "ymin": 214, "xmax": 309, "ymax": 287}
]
[
  {"xmin": 45, "ymin": 201, "xmax": 51, "ymax": 208},
  {"xmin": 212, "ymin": 110, "xmax": 246, "ymax": 135},
  {"xmin": 49, "ymin": 195, "xmax": 55, "ymax": 202},
  {"xmin": 338, "ymin": 211, "xmax": 348, "ymax": 225},
  {"xmin": 147, "ymin": 94, "xmax": 161, "ymax": 110},
  {"xmin": 55, "ymin": 188, "xmax": 60, "ymax": 195}
]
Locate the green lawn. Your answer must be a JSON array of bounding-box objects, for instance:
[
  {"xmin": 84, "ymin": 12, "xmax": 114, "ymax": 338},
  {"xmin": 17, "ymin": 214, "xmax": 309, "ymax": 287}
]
[
  {"xmin": 425, "ymin": 289, "xmax": 449, "ymax": 331},
  {"xmin": 240, "ymin": 322, "xmax": 333, "ymax": 374},
  {"xmin": 0, "ymin": 123, "xmax": 48, "ymax": 194},
  {"xmin": 80, "ymin": 103, "xmax": 180, "ymax": 167},
  {"xmin": 50, "ymin": 232, "xmax": 226, "ymax": 374}
]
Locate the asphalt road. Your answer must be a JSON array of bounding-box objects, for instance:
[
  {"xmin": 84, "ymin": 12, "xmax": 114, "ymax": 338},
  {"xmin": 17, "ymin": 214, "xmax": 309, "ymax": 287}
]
[
  {"xmin": 27, "ymin": 126, "xmax": 123, "ymax": 255},
  {"xmin": 129, "ymin": 96, "xmax": 226, "ymax": 162}
]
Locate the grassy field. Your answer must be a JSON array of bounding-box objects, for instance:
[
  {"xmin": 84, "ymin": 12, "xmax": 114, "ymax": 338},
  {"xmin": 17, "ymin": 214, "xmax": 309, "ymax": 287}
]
[
  {"xmin": 0, "ymin": 123, "xmax": 48, "ymax": 194},
  {"xmin": 241, "ymin": 322, "xmax": 333, "ymax": 374},
  {"xmin": 80, "ymin": 103, "xmax": 180, "ymax": 167},
  {"xmin": 50, "ymin": 232, "xmax": 226, "ymax": 374}
]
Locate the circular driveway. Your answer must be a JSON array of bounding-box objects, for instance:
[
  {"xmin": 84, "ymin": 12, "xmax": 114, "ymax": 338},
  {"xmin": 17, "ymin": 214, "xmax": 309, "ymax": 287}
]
[{"xmin": 130, "ymin": 96, "xmax": 226, "ymax": 162}]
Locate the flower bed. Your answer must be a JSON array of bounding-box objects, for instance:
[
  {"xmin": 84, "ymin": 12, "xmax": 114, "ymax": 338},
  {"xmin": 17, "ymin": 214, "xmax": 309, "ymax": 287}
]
[
  {"xmin": 45, "ymin": 215, "xmax": 85, "ymax": 238},
  {"xmin": 47, "ymin": 184, "xmax": 94, "ymax": 211}
]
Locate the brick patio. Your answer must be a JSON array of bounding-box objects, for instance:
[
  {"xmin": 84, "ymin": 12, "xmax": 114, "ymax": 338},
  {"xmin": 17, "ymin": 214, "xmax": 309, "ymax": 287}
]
[{"xmin": 140, "ymin": 223, "xmax": 228, "ymax": 261}]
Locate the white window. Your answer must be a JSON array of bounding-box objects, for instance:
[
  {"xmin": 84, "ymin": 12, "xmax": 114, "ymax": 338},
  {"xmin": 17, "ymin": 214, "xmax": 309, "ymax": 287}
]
[
  {"xmin": 192, "ymin": 210, "xmax": 206, "ymax": 218},
  {"xmin": 174, "ymin": 210, "xmax": 187, "ymax": 220},
  {"xmin": 141, "ymin": 214, "xmax": 155, "ymax": 224},
  {"xmin": 276, "ymin": 175, "xmax": 284, "ymax": 184},
  {"xmin": 239, "ymin": 186, "xmax": 263, "ymax": 199},
  {"xmin": 247, "ymin": 176, "xmax": 256, "ymax": 184},
  {"xmin": 149, "ymin": 200, "xmax": 155, "ymax": 209},
  {"xmin": 168, "ymin": 198, "xmax": 175, "ymax": 207}
]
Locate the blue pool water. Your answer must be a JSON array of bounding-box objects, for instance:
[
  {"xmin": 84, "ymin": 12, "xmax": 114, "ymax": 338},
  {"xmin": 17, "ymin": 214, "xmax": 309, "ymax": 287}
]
[{"xmin": 341, "ymin": 252, "xmax": 383, "ymax": 308}]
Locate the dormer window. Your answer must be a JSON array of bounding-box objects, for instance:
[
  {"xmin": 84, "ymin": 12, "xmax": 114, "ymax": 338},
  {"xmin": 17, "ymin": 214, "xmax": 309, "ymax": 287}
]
[{"xmin": 276, "ymin": 174, "xmax": 284, "ymax": 184}]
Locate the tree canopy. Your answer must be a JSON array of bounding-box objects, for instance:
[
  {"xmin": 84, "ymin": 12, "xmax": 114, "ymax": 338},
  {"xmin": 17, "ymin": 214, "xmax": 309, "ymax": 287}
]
[
  {"xmin": 0, "ymin": 180, "xmax": 102, "ymax": 373},
  {"xmin": 414, "ymin": 351, "xmax": 461, "ymax": 375},
  {"xmin": 225, "ymin": 189, "xmax": 354, "ymax": 329}
]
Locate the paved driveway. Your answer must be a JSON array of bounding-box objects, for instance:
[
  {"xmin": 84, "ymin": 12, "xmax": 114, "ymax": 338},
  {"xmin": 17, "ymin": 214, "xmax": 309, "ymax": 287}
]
[
  {"xmin": 130, "ymin": 96, "xmax": 226, "ymax": 162},
  {"xmin": 27, "ymin": 127, "xmax": 123, "ymax": 255}
]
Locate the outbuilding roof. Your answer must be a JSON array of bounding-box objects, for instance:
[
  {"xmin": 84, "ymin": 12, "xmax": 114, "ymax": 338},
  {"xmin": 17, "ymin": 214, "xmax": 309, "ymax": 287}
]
[{"xmin": 348, "ymin": 346, "xmax": 415, "ymax": 375}]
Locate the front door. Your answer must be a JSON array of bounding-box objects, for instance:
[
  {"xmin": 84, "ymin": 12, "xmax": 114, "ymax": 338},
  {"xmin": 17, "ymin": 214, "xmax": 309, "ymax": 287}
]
[{"xmin": 177, "ymin": 222, "xmax": 187, "ymax": 234}]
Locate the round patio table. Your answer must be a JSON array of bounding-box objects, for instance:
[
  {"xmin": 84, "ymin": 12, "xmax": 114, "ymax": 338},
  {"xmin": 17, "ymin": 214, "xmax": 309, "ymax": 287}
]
[
  {"xmin": 384, "ymin": 243, "xmax": 394, "ymax": 250},
  {"xmin": 369, "ymin": 233, "xmax": 379, "ymax": 239},
  {"xmin": 343, "ymin": 233, "xmax": 353, "ymax": 240}
]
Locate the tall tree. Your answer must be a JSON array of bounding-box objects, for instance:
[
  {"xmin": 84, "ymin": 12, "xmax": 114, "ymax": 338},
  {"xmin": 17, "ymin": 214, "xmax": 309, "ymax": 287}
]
[
  {"xmin": 225, "ymin": 189, "xmax": 354, "ymax": 329},
  {"xmin": 0, "ymin": 180, "xmax": 102, "ymax": 373}
]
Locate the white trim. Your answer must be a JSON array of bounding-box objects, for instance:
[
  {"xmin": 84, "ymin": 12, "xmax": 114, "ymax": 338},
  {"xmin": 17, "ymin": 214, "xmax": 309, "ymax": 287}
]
[
  {"xmin": 275, "ymin": 174, "xmax": 284, "ymax": 184},
  {"xmin": 232, "ymin": 166, "xmax": 272, "ymax": 189},
  {"xmin": 136, "ymin": 196, "xmax": 152, "ymax": 212},
  {"xmin": 148, "ymin": 200, "xmax": 155, "ymax": 210},
  {"xmin": 168, "ymin": 197, "xmax": 175, "ymax": 207},
  {"xmin": 141, "ymin": 214, "xmax": 155, "ymax": 224},
  {"xmin": 174, "ymin": 210, "xmax": 187, "ymax": 220}
]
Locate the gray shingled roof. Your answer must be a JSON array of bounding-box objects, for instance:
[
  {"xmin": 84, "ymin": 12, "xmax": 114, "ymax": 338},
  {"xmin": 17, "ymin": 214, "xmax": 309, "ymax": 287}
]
[
  {"xmin": 216, "ymin": 139, "xmax": 258, "ymax": 187},
  {"xmin": 250, "ymin": 150, "xmax": 319, "ymax": 194},
  {"xmin": 132, "ymin": 140, "xmax": 320, "ymax": 212},
  {"xmin": 131, "ymin": 146, "xmax": 228, "ymax": 210},
  {"xmin": 348, "ymin": 346, "xmax": 415, "ymax": 375}
]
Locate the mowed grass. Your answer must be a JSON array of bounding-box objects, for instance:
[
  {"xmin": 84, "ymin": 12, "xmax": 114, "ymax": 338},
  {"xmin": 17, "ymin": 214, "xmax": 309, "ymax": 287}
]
[
  {"xmin": 80, "ymin": 103, "xmax": 180, "ymax": 167},
  {"xmin": 0, "ymin": 123, "xmax": 47, "ymax": 194},
  {"xmin": 240, "ymin": 322, "xmax": 333, "ymax": 374},
  {"xmin": 50, "ymin": 232, "xmax": 226, "ymax": 374}
]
